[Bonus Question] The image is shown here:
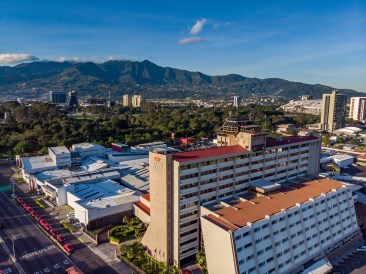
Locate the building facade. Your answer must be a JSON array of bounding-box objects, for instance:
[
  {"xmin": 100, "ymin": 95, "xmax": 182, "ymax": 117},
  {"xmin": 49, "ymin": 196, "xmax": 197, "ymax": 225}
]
[
  {"xmin": 201, "ymin": 178, "xmax": 360, "ymax": 274},
  {"xmin": 349, "ymin": 97, "xmax": 366, "ymax": 121},
  {"xmin": 320, "ymin": 90, "xmax": 347, "ymax": 132},
  {"xmin": 281, "ymin": 100, "xmax": 322, "ymax": 115},
  {"xmin": 132, "ymin": 95, "xmax": 143, "ymax": 107},
  {"xmin": 49, "ymin": 91, "xmax": 67, "ymax": 104},
  {"xmin": 141, "ymin": 116, "xmax": 322, "ymax": 266},
  {"xmin": 123, "ymin": 94, "xmax": 131, "ymax": 107}
]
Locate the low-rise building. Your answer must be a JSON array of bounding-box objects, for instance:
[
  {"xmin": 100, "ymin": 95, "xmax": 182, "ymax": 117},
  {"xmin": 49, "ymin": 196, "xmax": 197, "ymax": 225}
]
[
  {"xmin": 67, "ymin": 180, "xmax": 140, "ymax": 228},
  {"xmin": 71, "ymin": 142, "xmax": 106, "ymax": 159},
  {"xmin": 281, "ymin": 100, "xmax": 322, "ymax": 115},
  {"xmin": 48, "ymin": 146, "xmax": 71, "ymax": 168}
]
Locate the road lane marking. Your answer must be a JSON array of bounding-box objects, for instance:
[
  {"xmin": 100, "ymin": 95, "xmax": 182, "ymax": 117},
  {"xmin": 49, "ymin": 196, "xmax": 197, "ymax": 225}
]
[{"xmin": 19, "ymin": 245, "xmax": 56, "ymax": 261}]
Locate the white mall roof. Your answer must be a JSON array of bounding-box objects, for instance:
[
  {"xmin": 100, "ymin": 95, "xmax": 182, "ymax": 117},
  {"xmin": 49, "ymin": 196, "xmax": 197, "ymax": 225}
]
[
  {"xmin": 49, "ymin": 146, "xmax": 70, "ymax": 155},
  {"xmin": 69, "ymin": 180, "xmax": 140, "ymax": 209},
  {"xmin": 72, "ymin": 142, "xmax": 105, "ymax": 150},
  {"xmin": 302, "ymin": 258, "xmax": 332, "ymax": 274},
  {"xmin": 21, "ymin": 155, "xmax": 56, "ymax": 174}
]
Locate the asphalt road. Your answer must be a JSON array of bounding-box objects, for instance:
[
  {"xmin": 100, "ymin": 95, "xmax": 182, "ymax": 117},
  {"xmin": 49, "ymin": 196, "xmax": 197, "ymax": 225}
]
[
  {"xmin": 0, "ymin": 161, "xmax": 119, "ymax": 274},
  {"xmin": 0, "ymin": 243, "xmax": 17, "ymax": 274}
]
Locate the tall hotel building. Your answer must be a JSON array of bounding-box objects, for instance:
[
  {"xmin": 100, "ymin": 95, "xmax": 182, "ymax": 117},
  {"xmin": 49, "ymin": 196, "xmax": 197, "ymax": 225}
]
[{"xmin": 141, "ymin": 116, "xmax": 325, "ymax": 266}]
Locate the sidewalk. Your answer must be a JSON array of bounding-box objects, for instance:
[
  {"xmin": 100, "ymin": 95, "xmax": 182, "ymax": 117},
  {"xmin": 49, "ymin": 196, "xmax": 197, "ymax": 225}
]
[
  {"xmin": 0, "ymin": 237, "xmax": 26, "ymax": 274},
  {"xmin": 75, "ymin": 231, "xmax": 134, "ymax": 274}
]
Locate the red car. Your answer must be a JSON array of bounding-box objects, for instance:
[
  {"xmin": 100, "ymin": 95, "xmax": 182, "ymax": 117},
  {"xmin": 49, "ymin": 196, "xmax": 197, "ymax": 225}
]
[
  {"xmin": 39, "ymin": 218, "xmax": 46, "ymax": 226},
  {"xmin": 43, "ymin": 223, "xmax": 52, "ymax": 231},
  {"xmin": 16, "ymin": 197, "xmax": 23, "ymax": 203},
  {"xmin": 34, "ymin": 214, "xmax": 40, "ymax": 221},
  {"xmin": 63, "ymin": 243, "xmax": 73, "ymax": 252},
  {"xmin": 49, "ymin": 228, "xmax": 59, "ymax": 236},
  {"xmin": 21, "ymin": 202, "xmax": 28, "ymax": 209},
  {"xmin": 30, "ymin": 211, "xmax": 36, "ymax": 218},
  {"xmin": 57, "ymin": 235, "xmax": 65, "ymax": 243}
]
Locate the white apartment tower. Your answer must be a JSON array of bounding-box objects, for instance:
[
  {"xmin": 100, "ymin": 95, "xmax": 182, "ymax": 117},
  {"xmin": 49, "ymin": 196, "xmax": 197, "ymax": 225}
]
[
  {"xmin": 233, "ymin": 96, "xmax": 240, "ymax": 108},
  {"xmin": 349, "ymin": 97, "xmax": 366, "ymax": 121},
  {"xmin": 132, "ymin": 95, "xmax": 143, "ymax": 107},
  {"xmin": 141, "ymin": 116, "xmax": 322, "ymax": 266}
]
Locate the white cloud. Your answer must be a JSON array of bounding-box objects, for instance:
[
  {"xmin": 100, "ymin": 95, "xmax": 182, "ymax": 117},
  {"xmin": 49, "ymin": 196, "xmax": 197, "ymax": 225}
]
[
  {"xmin": 190, "ymin": 18, "xmax": 207, "ymax": 35},
  {"xmin": 179, "ymin": 37, "xmax": 205, "ymax": 45},
  {"xmin": 0, "ymin": 53, "xmax": 39, "ymax": 65},
  {"xmin": 56, "ymin": 56, "xmax": 102, "ymax": 63},
  {"xmin": 107, "ymin": 56, "xmax": 127, "ymax": 61}
]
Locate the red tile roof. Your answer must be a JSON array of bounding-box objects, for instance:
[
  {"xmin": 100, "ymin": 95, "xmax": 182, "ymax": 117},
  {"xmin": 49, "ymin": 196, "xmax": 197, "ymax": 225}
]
[
  {"xmin": 357, "ymin": 154, "xmax": 366, "ymax": 160},
  {"xmin": 134, "ymin": 201, "xmax": 150, "ymax": 215},
  {"xmin": 205, "ymin": 178, "xmax": 344, "ymax": 232},
  {"xmin": 172, "ymin": 145, "xmax": 247, "ymax": 162},
  {"xmin": 142, "ymin": 193, "xmax": 150, "ymax": 201},
  {"xmin": 266, "ymin": 136, "xmax": 318, "ymax": 147}
]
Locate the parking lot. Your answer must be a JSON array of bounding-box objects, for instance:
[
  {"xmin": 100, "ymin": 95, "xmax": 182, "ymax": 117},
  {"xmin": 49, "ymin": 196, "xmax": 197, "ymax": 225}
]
[{"xmin": 333, "ymin": 250, "xmax": 366, "ymax": 274}]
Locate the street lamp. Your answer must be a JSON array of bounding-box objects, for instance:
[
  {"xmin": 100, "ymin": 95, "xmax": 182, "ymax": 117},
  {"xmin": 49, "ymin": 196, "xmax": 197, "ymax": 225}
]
[{"xmin": 5, "ymin": 233, "xmax": 22, "ymax": 262}]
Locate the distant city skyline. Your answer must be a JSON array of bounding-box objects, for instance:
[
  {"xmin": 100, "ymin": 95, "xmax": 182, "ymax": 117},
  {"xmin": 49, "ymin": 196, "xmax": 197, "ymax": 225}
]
[{"xmin": 0, "ymin": 0, "xmax": 365, "ymax": 92}]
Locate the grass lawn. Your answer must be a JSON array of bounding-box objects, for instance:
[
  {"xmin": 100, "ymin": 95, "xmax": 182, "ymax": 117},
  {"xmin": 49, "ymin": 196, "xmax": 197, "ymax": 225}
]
[
  {"xmin": 15, "ymin": 177, "xmax": 26, "ymax": 185},
  {"xmin": 0, "ymin": 151, "xmax": 10, "ymax": 159}
]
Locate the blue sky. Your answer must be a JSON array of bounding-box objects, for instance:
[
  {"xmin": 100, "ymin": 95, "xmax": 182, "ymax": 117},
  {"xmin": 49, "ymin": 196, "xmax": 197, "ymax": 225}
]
[{"xmin": 0, "ymin": 0, "xmax": 365, "ymax": 91}]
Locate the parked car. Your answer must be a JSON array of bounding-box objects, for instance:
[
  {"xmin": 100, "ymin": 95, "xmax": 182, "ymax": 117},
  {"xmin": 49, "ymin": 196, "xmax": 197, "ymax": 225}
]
[
  {"xmin": 357, "ymin": 246, "xmax": 366, "ymax": 252},
  {"xmin": 49, "ymin": 228, "xmax": 59, "ymax": 236},
  {"xmin": 16, "ymin": 197, "xmax": 23, "ymax": 203},
  {"xmin": 39, "ymin": 218, "xmax": 46, "ymax": 226},
  {"xmin": 30, "ymin": 211, "xmax": 36, "ymax": 218},
  {"xmin": 63, "ymin": 243, "xmax": 73, "ymax": 253},
  {"xmin": 43, "ymin": 223, "xmax": 52, "ymax": 231},
  {"xmin": 57, "ymin": 235, "xmax": 65, "ymax": 243},
  {"xmin": 182, "ymin": 269, "xmax": 191, "ymax": 274},
  {"xmin": 34, "ymin": 214, "xmax": 40, "ymax": 221},
  {"xmin": 11, "ymin": 193, "xmax": 17, "ymax": 199}
]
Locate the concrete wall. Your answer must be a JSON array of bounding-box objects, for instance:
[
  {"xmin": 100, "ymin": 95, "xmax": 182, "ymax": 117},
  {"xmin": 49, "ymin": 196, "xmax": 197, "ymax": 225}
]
[
  {"xmin": 201, "ymin": 217, "xmax": 237, "ymax": 274},
  {"xmin": 141, "ymin": 151, "xmax": 172, "ymax": 264}
]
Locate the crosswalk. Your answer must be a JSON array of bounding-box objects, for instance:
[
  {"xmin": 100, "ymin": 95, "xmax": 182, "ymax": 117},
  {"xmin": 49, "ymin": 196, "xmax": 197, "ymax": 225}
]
[{"xmin": 91, "ymin": 247, "xmax": 116, "ymax": 263}]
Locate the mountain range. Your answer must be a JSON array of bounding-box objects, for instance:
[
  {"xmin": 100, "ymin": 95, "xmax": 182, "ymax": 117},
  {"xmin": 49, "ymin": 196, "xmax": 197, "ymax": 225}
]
[{"xmin": 0, "ymin": 60, "xmax": 362, "ymax": 100}]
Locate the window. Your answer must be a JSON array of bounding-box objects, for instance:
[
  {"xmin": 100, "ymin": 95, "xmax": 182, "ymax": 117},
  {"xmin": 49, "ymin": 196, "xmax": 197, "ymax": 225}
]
[
  {"xmin": 266, "ymin": 257, "xmax": 274, "ymax": 263},
  {"xmin": 257, "ymin": 249, "xmax": 264, "ymax": 255},
  {"xmin": 239, "ymin": 259, "xmax": 245, "ymax": 265},
  {"xmin": 254, "ymin": 227, "xmax": 260, "ymax": 232},
  {"xmin": 248, "ymin": 267, "xmax": 256, "ymax": 274},
  {"xmin": 237, "ymin": 247, "xmax": 243, "ymax": 252},
  {"xmin": 246, "ymin": 254, "xmax": 254, "ymax": 261},
  {"xmin": 244, "ymin": 243, "xmax": 252, "ymax": 249},
  {"xmin": 243, "ymin": 231, "xmax": 250, "ymax": 237},
  {"xmin": 259, "ymin": 261, "xmax": 265, "ymax": 267},
  {"xmin": 235, "ymin": 235, "xmax": 242, "ymax": 241}
]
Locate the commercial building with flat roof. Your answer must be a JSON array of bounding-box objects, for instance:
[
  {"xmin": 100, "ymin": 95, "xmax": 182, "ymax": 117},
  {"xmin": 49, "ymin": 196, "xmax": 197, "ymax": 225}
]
[
  {"xmin": 141, "ymin": 116, "xmax": 322, "ymax": 266},
  {"xmin": 48, "ymin": 146, "xmax": 71, "ymax": 168},
  {"xmin": 71, "ymin": 142, "xmax": 106, "ymax": 159},
  {"xmin": 67, "ymin": 180, "xmax": 140, "ymax": 228},
  {"xmin": 201, "ymin": 178, "xmax": 360, "ymax": 274}
]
